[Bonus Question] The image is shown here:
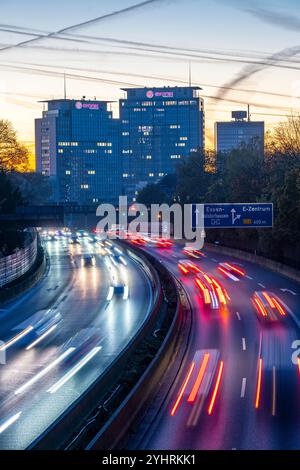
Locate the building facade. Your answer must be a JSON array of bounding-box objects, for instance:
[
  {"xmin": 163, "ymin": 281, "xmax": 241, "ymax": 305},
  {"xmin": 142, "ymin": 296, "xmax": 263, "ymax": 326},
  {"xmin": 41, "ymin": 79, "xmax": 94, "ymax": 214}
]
[
  {"xmin": 215, "ymin": 111, "xmax": 264, "ymax": 154},
  {"xmin": 35, "ymin": 99, "xmax": 121, "ymax": 205},
  {"xmin": 119, "ymin": 87, "xmax": 205, "ymax": 200}
]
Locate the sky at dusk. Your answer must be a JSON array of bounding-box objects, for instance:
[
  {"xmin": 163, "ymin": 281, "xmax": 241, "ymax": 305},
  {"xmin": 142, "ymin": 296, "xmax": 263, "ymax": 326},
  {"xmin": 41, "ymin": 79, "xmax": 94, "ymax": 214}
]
[{"xmin": 0, "ymin": 0, "xmax": 299, "ymax": 167}]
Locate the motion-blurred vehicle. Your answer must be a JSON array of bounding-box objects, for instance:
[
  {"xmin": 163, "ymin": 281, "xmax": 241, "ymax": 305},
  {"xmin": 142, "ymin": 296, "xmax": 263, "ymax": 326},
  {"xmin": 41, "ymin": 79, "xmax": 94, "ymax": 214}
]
[
  {"xmin": 182, "ymin": 247, "xmax": 205, "ymax": 258},
  {"xmin": 107, "ymin": 283, "xmax": 129, "ymax": 301},
  {"xmin": 76, "ymin": 230, "xmax": 89, "ymax": 238},
  {"xmin": 178, "ymin": 259, "xmax": 201, "ymax": 275},
  {"xmin": 69, "ymin": 235, "xmax": 80, "ymax": 244},
  {"xmin": 218, "ymin": 262, "xmax": 245, "ymax": 278},
  {"xmin": 81, "ymin": 254, "xmax": 95, "ymax": 267},
  {"xmin": 195, "ymin": 272, "xmax": 227, "ymax": 309},
  {"xmin": 252, "ymin": 291, "xmax": 286, "ymax": 322}
]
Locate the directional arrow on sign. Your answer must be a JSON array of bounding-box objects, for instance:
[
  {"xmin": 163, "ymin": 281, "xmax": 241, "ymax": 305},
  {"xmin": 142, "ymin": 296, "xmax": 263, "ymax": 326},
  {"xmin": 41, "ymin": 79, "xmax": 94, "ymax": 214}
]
[{"xmin": 231, "ymin": 208, "xmax": 241, "ymax": 225}]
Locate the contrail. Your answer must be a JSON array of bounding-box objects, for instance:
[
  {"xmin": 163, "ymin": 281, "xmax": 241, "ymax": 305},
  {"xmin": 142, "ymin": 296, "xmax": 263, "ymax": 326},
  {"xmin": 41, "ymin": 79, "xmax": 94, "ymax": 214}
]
[
  {"xmin": 215, "ymin": 45, "xmax": 300, "ymax": 101},
  {"xmin": 241, "ymin": 6, "xmax": 300, "ymax": 32},
  {"xmin": 0, "ymin": 0, "xmax": 168, "ymax": 53}
]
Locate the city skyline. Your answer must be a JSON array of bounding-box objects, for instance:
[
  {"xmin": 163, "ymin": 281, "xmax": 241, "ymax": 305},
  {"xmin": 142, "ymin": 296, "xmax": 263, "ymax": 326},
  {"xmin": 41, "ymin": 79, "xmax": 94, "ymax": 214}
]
[{"xmin": 0, "ymin": 0, "xmax": 300, "ymax": 168}]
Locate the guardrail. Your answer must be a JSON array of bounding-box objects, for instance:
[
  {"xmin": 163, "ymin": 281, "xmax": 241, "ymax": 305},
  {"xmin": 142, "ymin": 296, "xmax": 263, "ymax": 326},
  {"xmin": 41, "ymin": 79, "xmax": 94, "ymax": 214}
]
[
  {"xmin": 29, "ymin": 245, "xmax": 163, "ymax": 450},
  {"xmin": 0, "ymin": 234, "xmax": 37, "ymax": 288}
]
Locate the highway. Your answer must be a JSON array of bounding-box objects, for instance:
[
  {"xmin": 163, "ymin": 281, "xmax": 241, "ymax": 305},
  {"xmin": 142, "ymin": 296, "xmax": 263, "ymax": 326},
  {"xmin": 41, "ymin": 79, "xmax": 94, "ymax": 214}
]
[
  {"xmin": 0, "ymin": 234, "xmax": 153, "ymax": 449},
  {"xmin": 128, "ymin": 240, "xmax": 300, "ymax": 450}
]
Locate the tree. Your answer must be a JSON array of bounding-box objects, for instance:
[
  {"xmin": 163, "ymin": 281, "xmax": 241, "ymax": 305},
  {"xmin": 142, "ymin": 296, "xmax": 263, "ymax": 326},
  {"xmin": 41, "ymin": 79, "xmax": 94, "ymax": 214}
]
[
  {"xmin": 0, "ymin": 120, "xmax": 29, "ymax": 172},
  {"xmin": 137, "ymin": 183, "xmax": 167, "ymax": 205},
  {"xmin": 8, "ymin": 172, "xmax": 53, "ymax": 205},
  {"xmin": 267, "ymin": 114, "xmax": 300, "ymax": 158},
  {"xmin": 0, "ymin": 170, "xmax": 24, "ymax": 214}
]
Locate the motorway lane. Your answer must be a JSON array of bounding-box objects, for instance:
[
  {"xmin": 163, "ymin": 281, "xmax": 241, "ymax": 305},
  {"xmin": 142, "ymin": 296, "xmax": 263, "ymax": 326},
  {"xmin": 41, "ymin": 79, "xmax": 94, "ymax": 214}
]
[
  {"xmin": 132, "ymin": 241, "xmax": 300, "ymax": 450},
  {"xmin": 0, "ymin": 235, "xmax": 153, "ymax": 449}
]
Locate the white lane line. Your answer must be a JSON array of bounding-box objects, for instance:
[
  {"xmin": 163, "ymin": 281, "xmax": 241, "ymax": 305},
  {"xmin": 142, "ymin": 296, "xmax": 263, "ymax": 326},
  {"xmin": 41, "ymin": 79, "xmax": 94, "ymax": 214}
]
[
  {"xmin": 240, "ymin": 378, "xmax": 247, "ymax": 398},
  {"xmin": 242, "ymin": 338, "xmax": 246, "ymax": 351},
  {"xmin": 280, "ymin": 288, "xmax": 297, "ymax": 296},
  {"xmin": 236, "ymin": 311, "xmax": 241, "ymax": 321},
  {"xmin": 211, "ymin": 258, "xmax": 218, "ymax": 262},
  {"xmin": 0, "ymin": 412, "xmax": 22, "ymax": 434},
  {"xmin": 258, "ymin": 283, "xmax": 266, "ymax": 289},
  {"xmin": 245, "ymin": 275, "xmax": 253, "ymax": 280}
]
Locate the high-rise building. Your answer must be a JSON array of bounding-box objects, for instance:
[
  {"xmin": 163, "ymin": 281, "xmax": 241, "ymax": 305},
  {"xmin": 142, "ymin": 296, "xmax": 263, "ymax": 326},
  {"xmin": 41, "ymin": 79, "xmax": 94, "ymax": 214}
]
[
  {"xmin": 35, "ymin": 99, "xmax": 121, "ymax": 205},
  {"xmin": 119, "ymin": 87, "xmax": 205, "ymax": 200},
  {"xmin": 215, "ymin": 111, "xmax": 264, "ymax": 154}
]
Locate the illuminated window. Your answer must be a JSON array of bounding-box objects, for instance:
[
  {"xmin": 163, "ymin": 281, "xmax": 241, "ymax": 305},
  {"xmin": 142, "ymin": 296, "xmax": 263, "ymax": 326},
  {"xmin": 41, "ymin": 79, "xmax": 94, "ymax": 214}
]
[
  {"xmin": 146, "ymin": 155, "xmax": 152, "ymax": 159},
  {"xmin": 58, "ymin": 149, "xmax": 63, "ymax": 154},
  {"xmin": 149, "ymin": 173, "xmax": 154, "ymax": 177},
  {"xmin": 180, "ymin": 137, "xmax": 188, "ymax": 141},
  {"xmin": 65, "ymin": 170, "xmax": 71, "ymax": 175},
  {"xmin": 80, "ymin": 184, "xmax": 89, "ymax": 189},
  {"xmin": 88, "ymin": 170, "xmax": 96, "ymax": 175}
]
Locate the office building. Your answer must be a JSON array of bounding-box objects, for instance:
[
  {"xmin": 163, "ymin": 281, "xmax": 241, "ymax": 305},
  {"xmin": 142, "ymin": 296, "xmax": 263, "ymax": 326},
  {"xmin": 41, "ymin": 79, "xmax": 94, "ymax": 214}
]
[
  {"xmin": 215, "ymin": 111, "xmax": 264, "ymax": 154},
  {"xmin": 119, "ymin": 86, "xmax": 205, "ymax": 200},
  {"xmin": 35, "ymin": 99, "xmax": 121, "ymax": 205}
]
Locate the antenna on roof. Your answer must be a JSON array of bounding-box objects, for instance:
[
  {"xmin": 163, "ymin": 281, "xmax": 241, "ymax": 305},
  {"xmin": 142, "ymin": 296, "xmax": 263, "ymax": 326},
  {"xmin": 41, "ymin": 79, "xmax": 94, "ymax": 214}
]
[
  {"xmin": 188, "ymin": 62, "xmax": 192, "ymax": 87},
  {"xmin": 63, "ymin": 72, "xmax": 67, "ymax": 100},
  {"xmin": 247, "ymin": 104, "xmax": 251, "ymax": 121}
]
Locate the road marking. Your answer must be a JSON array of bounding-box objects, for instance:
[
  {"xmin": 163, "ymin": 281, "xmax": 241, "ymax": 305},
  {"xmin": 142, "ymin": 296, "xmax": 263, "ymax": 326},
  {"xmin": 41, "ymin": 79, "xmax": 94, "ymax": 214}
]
[
  {"xmin": 242, "ymin": 338, "xmax": 246, "ymax": 351},
  {"xmin": 272, "ymin": 366, "xmax": 276, "ymax": 416},
  {"xmin": 258, "ymin": 283, "xmax": 266, "ymax": 289},
  {"xmin": 280, "ymin": 288, "xmax": 297, "ymax": 296},
  {"xmin": 211, "ymin": 258, "xmax": 218, "ymax": 263},
  {"xmin": 236, "ymin": 311, "xmax": 241, "ymax": 321},
  {"xmin": 240, "ymin": 378, "xmax": 247, "ymax": 398},
  {"xmin": 245, "ymin": 275, "xmax": 253, "ymax": 280}
]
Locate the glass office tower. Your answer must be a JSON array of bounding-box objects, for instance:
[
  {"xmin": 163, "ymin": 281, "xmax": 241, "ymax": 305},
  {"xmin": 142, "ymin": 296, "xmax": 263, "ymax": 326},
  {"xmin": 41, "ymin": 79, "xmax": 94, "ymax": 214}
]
[
  {"xmin": 35, "ymin": 99, "xmax": 121, "ymax": 205},
  {"xmin": 119, "ymin": 87, "xmax": 205, "ymax": 200},
  {"xmin": 215, "ymin": 111, "xmax": 264, "ymax": 154}
]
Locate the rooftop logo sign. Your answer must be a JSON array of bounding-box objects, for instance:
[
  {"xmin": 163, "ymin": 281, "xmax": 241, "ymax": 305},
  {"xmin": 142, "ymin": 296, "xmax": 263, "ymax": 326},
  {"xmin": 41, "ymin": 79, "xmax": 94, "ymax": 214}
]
[
  {"xmin": 75, "ymin": 101, "xmax": 99, "ymax": 110},
  {"xmin": 146, "ymin": 90, "xmax": 174, "ymax": 98}
]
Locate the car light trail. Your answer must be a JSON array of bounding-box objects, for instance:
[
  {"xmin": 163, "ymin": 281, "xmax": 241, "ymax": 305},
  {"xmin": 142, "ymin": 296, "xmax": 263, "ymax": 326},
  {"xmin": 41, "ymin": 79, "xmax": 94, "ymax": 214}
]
[
  {"xmin": 15, "ymin": 348, "xmax": 75, "ymax": 395},
  {"xmin": 208, "ymin": 361, "xmax": 224, "ymax": 415},
  {"xmin": 262, "ymin": 291, "xmax": 275, "ymax": 308},
  {"xmin": 254, "ymin": 297, "xmax": 267, "ymax": 316},
  {"xmin": 271, "ymin": 297, "xmax": 286, "ymax": 316},
  {"xmin": 224, "ymin": 263, "xmax": 245, "ymax": 276},
  {"xmin": 178, "ymin": 263, "xmax": 189, "ymax": 274},
  {"xmin": 123, "ymin": 285, "xmax": 129, "ymax": 300},
  {"xmin": 0, "ymin": 326, "xmax": 34, "ymax": 352},
  {"xmin": 187, "ymin": 353, "xmax": 210, "ymax": 403},
  {"xmin": 170, "ymin": 362, "xmax": 195, "ymax": 416},
  {"xmin": 26, "ymin": 324, "xmax": 58, "ymax": 350},
  {"xmin": 255, "ymin": 358, "xmax": 263, "ymax": 409},
  {"xmin": 107, "ymin": 286, "xmax": 114, "ymax": 301},
  {"xmin": 195, "ymin": 279, "xmax": 211, "ymax": 304},
  {"xmin": 218, "ymin": 266, "xmax": 239, "ymax": 282},
  {"xmin": 48, "ymin": 347, "xmax": 102, "ymax": 393},
  {"xmin": 0, "ymin": 412, "xmax": 22, "ymax": 434}
]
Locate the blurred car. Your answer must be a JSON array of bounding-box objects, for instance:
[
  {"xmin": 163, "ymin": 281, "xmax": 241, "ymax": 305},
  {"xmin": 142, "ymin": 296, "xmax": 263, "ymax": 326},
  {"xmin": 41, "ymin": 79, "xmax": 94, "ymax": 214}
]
[
  {"xmin": 195, "ymin": 272, "xmax": 227, "ymax": 309},
  {"xmin": 252, "ymin": 291, "xmax": 286, "ymax": 322},
  {"xmin": 156, "ymin": 239, "xmax": 172, "ymax": 248},
  {"xmin": 69, "ymin": 235, "xmax": 80, "ymax": 244},
  {"xmin": 76, "ymin": 230, "xmax": 89, "ymax": 238},
  {"xmin": 218, "ymin": 262, "xmax": 245, "ymax": 278},
  {"xmin": 178, "ymin": 259, "xmax": 201, "ymax": 275},
  {"xmin": 81, "ymin": 254, "xmax": 95, "ymax": 267},
  {"xmin": 107, "ymin": 283, "xmax": 129, "ymax": 301},
  {"xmin": 182, "ymin": 248, "xmax": 205, "ymax": 258}
]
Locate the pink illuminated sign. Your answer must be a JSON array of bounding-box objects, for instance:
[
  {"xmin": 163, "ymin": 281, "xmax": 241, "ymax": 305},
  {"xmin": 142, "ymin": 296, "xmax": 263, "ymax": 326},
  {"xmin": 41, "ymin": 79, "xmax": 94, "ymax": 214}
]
[
  {"xmin": 75, "ymin": 101, "xmax": 99, "ymax": 110},
  {"xmin": 146, "ymin": 90, "xmax": 174, "ymax": 98}
]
